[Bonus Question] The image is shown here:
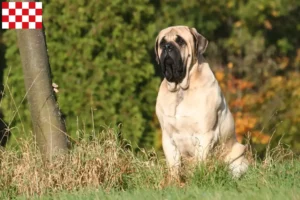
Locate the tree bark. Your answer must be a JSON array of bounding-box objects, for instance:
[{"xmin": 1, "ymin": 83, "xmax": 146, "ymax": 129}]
[{"xmin": 16, "ymin": 26, "xmax": 68, "ymax": 159}]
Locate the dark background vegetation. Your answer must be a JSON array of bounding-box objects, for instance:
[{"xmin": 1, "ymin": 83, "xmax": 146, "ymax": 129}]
[{"xmin": 0, "ymin": 0, "xmax": 300, "ymax": 156}]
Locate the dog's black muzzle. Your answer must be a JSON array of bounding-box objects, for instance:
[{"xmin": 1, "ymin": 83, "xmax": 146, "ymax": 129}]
[{"xmin": 160, "ymin": 42, "xmax": 185, "ymax": 83}]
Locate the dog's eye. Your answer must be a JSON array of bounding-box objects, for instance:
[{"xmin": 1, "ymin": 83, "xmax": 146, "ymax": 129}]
[
  {"xmin": 176, "ymin": 36, "xmax": 185, "ymax": 46},
  {"xmin": 160, "ymin": 38, "xmax": 167, "ymax": 48}
]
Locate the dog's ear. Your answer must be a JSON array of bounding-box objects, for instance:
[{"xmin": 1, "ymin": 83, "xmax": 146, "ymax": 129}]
[
  {"xmin": 154, "ymin": 35, "xmax": 160, "ymax": 64},
  {"xmin": 189, "ymin": 27, "xmax": 208, "ymax": 56}
]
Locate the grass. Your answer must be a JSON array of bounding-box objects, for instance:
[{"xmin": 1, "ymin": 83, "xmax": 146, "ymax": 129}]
[
  {"xmin": 40, "ymin": 185, "xmax": 300, "ymax": 200},
  {"xmin": 34, "ymin": 160, "xmax": 300, "ymax": 200},
  {"xmin": 0, "ymin": 128, "xmax": 299, "ymax": 200}
]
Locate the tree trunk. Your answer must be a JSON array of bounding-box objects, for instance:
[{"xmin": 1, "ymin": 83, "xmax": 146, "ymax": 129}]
[{"xmin": 16, "ymin": 26, "xmax": 68, "ymax": 159}]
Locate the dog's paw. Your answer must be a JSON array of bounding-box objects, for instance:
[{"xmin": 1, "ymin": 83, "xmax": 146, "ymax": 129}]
[{"xmin": 230, "ymin": 157, "xmax": 249, "ymax": 178}]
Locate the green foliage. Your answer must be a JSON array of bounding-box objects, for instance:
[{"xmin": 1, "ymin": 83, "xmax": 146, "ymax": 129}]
[
  {"xmin": 1, "ymin": 0, "xmax": 300, "ymax": 153},
  {"xmin": 3, "ymin": 0, "xmax": 160, "ymax": 149}
]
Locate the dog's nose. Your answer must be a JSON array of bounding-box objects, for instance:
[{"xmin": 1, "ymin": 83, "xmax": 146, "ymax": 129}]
[{"xmin": 164, "ymin": 44, "xmax": 173, "ymax": 52}]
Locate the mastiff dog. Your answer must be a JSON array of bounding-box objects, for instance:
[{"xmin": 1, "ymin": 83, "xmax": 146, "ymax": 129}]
[{"xmin": 155, "ymin": 26, "xmax": 248, "ymax": 178}]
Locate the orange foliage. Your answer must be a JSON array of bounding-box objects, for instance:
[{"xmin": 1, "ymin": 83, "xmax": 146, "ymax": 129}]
[
  {"xmin": 251, "ymin": 131, "xmax": 270, "ymax": 144},
  {"xmin": 216, "ymin": 70, "xmax": 253, "ymax": 94},
  {"xmin": 233, "ymin": 112, "xmax": 270, "ymax": 144}
]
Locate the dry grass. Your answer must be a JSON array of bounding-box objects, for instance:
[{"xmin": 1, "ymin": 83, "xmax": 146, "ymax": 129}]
[
  {"xmin": 0, "ymin": 129, "xmax": 165, "ymax": 197},
  {"xmin": 0, "ymin": 128, "xmax": 298, "ymax": 199}
]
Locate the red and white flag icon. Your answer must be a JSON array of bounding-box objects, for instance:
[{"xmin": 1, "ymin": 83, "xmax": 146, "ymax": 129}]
[{"xmin": 2, "ymin": 2, "xmax": 42, "ymax": 29}]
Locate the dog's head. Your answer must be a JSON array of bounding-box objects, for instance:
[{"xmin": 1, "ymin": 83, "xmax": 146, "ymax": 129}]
[{"xmin": 155, "ymin": 26, "xmax": 208, "ymax": 91}]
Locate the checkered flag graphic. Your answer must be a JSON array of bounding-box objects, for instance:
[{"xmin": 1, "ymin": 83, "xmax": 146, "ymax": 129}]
[{"xmin": 2, "ymin": 2, "xmax": 42, "ymax": 29}]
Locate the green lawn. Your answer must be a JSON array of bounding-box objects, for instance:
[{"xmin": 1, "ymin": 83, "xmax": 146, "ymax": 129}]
[
  {"xmin": 29, "ymin": 161, "xmax": 300, "ymax": 200},
  {"xmin": 37, "ymin": 186, "xmax": 300, "ymax": 200}
]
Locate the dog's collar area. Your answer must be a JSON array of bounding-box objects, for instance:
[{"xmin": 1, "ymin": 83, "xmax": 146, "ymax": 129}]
[{"xmin": 166, "ymin": 81, "xmax": 190, "ymax": 92}]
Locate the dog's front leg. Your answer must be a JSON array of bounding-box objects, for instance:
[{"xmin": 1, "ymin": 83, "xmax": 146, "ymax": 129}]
[
  {"xmin": 194, "ymin": 132, "xmax": 215, "ymax": 162},
  {"xmin": 162, "ymin": 132, "xmax": 181, "ymax": 181}
]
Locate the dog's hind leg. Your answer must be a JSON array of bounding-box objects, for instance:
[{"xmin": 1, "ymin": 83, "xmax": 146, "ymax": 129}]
[{"xmin": 225, "ymin": 142, "xmax": 248, "ymax": 178}]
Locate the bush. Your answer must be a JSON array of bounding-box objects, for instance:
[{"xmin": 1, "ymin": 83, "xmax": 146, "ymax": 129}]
[
  {"xmin": 2, "ymin": 0, "xmax": 300, "ymax": 153},
  {"xmin": 2, "ymin": 0, "xmax": 160, "ymax": 149}
]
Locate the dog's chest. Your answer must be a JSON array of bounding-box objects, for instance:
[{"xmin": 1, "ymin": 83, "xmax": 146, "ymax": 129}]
[{"xmin": 160, "ymin": 89, "xmax": 209, "ymax": 134}]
